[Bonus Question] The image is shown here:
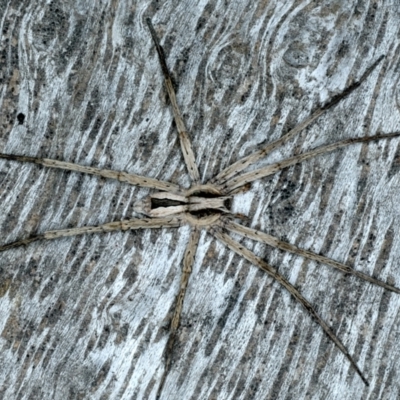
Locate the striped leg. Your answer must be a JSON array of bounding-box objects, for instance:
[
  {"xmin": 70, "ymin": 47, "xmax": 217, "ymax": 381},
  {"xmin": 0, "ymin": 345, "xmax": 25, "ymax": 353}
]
[
  {"xmin": 220, "ymin": 132, "xmax": 400, "ymax": 193},
  {"xmin": 0, "ymin": 153, "xmax": 182, "ymax": 194},
  {"xmin": 211, "ymin": 56, "xmax": 384, "ymax": 186},
  {"xmin": 157, "ymin": 228, "xmax": 200, "ymax": 399},
  {"xmin": 221, "ymin": 218, "xmax": 400, "ymax": 295},
  {"xmin": 211, "ymin": 226, "xmax": 369, "ymax": 386},
  {"xmin": 0, "ymin": 217, "xmax": 183, "ymax": 253},
  {"xmin": 146, "ymin": 18, "xmax": 200, "ymax": 184}
]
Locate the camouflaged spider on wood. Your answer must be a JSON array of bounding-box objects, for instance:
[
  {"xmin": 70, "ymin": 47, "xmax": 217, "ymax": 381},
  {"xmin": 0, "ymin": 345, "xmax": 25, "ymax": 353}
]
[{"xmin": 1, "ymin": 17, "xmax": 400, "ymax": 399}]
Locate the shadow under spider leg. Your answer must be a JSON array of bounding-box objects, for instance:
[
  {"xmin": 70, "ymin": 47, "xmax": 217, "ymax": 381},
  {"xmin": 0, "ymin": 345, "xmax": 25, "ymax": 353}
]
[{"xmin": 0, "ymin": 17, "xmax": 400, "ymax": 399}]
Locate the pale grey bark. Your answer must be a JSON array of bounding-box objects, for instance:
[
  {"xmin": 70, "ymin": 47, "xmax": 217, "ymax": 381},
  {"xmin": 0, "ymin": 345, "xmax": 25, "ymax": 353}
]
[{"xmin": 1, "ymin": 1, "xmax": 400, "ymax": 400}]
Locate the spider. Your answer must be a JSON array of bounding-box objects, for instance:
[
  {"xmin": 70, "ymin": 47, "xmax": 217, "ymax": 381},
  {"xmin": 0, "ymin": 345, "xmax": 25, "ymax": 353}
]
[{"xmin": 1, "ymin": 17, "xmax": 400, "ymax": 398}]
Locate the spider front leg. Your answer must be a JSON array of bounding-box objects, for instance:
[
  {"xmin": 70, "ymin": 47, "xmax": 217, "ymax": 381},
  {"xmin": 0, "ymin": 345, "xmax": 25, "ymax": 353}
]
[
  {"xmin": 146, "ymin": 18, "xmax": 200, "ymax": 184},
  {"xmin": 210, "ymin": 226, "xmax": 369, "ymax": 386},
  {"xmin": 211, "ymin": 55, "xmax": 384, "ymax": 186}
]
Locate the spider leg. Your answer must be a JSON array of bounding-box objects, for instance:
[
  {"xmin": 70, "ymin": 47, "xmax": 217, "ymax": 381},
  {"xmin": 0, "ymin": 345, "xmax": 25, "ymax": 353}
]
[
  {"xmin": 210, "ymin": 226, "xmax": 369, "ymax": 386},
  {"xmin": 211, "ymin": 55, "xmax": 384, "ymax": 186},
  {"xmin": 157, "ymin": 227, "xmax": 200, "ymax": 399},
  {"xmin": 0, "ymin": 217, "xmax": 183, "ymax": 253},
  {"xmin": 221, "ymin": 132, "xmax": 400, "ymax": 193},
  {"xmin": 146, "ymin": 18, "xmax": 200, "ymax": 184},
  {"xmin": 0, "ymin": 153, "xmax": 182, "ymax": 194},
  {"xmin": 221, "ymin": 218, "xmax": 400, "ymax": 295}
]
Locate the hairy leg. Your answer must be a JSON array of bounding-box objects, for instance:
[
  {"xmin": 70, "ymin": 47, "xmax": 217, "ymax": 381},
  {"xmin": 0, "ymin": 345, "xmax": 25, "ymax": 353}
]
[
  {"xmin": 157, "ymin": 227, "xmax": 200, "ymax": 399},
  {"xmin": 210, "ymin": 226, "xmax": 368, "ymax": 385},
  {"xmin": 147, "ymin": 18, "xmax": 200, "ymax": 184},
  {"xmin": 0, "ymin": 153, "xmax": 183, "ymax": 193},
  {"xmin": 211, "ymin": 56, "xmax": 384, "ymax": 185},
  {"xmin": 0, "ymin": 217, "xmax": 183, "ymax": 253},
  {"xmin": 221, "ymin": 218, "xmax": 400, "ymax": 295},
  {"xmin": 220, "ymin": 132, "xmax": 400, "ymax": 193}
]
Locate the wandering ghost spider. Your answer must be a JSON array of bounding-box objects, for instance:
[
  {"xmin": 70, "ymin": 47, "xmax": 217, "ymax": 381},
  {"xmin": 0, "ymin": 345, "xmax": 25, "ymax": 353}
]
[{"xmin": 1, "ymin": 17, "xmax": 400, "ymax": 399}]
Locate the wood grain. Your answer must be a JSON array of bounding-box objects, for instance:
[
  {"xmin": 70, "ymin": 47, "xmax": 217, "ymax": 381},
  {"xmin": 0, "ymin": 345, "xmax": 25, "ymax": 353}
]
[{"xmin": 1, "ymin": 1, "xmax": 400, "ymax": 399}]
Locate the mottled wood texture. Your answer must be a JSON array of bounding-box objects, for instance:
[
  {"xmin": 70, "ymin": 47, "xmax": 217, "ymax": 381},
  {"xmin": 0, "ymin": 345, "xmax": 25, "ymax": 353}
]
[{"xmin": 1, "ymin": 0, "xmax": 400, "ymax": 399}]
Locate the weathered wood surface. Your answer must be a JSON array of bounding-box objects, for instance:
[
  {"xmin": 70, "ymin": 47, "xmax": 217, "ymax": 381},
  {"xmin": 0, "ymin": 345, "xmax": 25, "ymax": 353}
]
[{"xmin": 1, "ymin": 1, "xmax": 400, "ymax": 399}]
